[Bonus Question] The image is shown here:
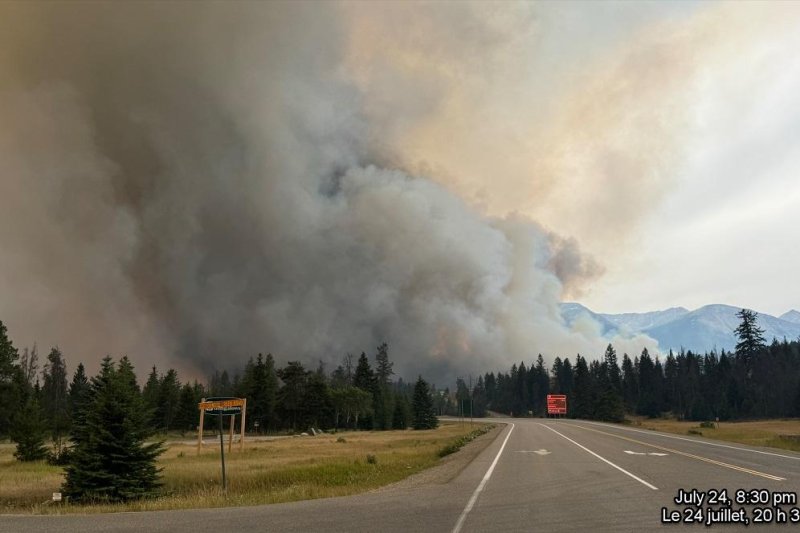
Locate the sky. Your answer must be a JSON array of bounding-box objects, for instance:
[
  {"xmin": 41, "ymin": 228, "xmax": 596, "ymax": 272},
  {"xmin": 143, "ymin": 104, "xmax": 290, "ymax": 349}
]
[{"xmin": 0, "ymin": 1, "xmax": 798, "ymax": 381}]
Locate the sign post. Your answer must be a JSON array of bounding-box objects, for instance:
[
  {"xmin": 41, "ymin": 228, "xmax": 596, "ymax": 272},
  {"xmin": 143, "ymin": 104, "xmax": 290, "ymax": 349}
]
[
  {"xmin": 198, "ymin": 397, "xmax": 247, "ymax": 490},
  {"xmin": 546, "ymin": 394, "xmax": 567, "ymax": 417}
]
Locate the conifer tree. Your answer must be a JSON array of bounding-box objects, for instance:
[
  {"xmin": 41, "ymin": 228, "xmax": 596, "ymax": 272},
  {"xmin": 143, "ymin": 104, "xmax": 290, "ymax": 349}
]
[
  {"xmin": 735, "ymin": 309, "xmax": 766, "ymax": 370},
  {"xmin": 42, "ymin": 347, "xmax": 70, "ymax": 457},
  {"xmin": 175, "ymin": 382, "xmax": 199, "ymax": 435},
  {"xmin": 277, "ymin": 361, "xmax": 308, "ymax": 431},
  {"xmin": 68, "ymin": 363, "xmax": 91, "ymax": 444},
  {"xmin": 412, "ymin": 376, "xmax": 438, "ymax": 430},
  {"xmin": 142, "ymin": 365, "xmax": 160, "ymax": 427},
  {"xmin": 570, "ymin": 356, "xmax": 592, "ymax": 419},
  {"xmin": 353, "ymin": 352, "xmax": 375, "ymax": 429},
  {"xmin": 156, "ymin": 368, "xmax": 181, "ymax": 430},
  {"xmin": 12, "ymin": 394, "xmax": 48, "ymax": 461},
  {"xmin": 0, "ymin": 320, "xmax": 22, "ymax": 437},
  {"xmin": 392, "ymin": 393, "xmax": 411, "ymax": 429},
  {"xmin": 63, "ymin": 356, "xmax": 164, "ymax": 502}
]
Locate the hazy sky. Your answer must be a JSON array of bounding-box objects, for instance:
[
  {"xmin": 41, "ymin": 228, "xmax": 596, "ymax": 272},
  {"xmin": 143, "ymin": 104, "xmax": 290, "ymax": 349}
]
[
  {"xmin": 569, "ymin": 2, "xmax": 800, "ymax": 316},
  {"xmin": 1, "ymin": 1, "xmax": 798, "ymax": 380},
  {"xmin": 365, "ymin": 0, "xmax": 800, "ymax": 317}
]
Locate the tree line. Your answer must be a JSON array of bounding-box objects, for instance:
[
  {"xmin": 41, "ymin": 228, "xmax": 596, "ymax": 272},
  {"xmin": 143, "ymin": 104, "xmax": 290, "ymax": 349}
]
[
  {"xmin": 473, "ymin": 309, "xmax": 800, "ymax": 422},
  {"xmin": 0, "ymin": 320, "xmax": 438, "ymax": 501}
]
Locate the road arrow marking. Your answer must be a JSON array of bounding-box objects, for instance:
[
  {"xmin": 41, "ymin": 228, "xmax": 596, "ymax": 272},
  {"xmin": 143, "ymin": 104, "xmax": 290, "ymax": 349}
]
[
  {"xmin": 624, "ymin": 450, "xmax": 645, "ymax": 455},
  {"xmin": 648, "ymin": 452, "xmax": 668, "ymax": 456},
  {"xmin": 516, "ymin": 449, "xmax": 551, "ymax": 455}
]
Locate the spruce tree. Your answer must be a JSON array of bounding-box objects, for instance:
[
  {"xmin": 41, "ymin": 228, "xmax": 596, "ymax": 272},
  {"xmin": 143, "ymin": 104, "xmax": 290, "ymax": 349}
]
[
  {"xmin": 373, "ymin": 343, "xmax": 394, "ymax": 430},
  {"xmin": 570, "ymin": 356, "xmax": 592, "ymax": 419},
  {"xmin": 392, "ymin": 393, "xmax": 411, "ymax": 429},
  {"xmin": 735, "ymin": 309, "xmax": 766, "ymax": 371},
  {"xmin": 156, "ymin": 368, "xmax": 181, "ymax": 431},
  {"xmin": 353, "ymin": 352, "xmax": 375, "ymax": 429},
  {"xmin": 0, "ymin": 320, "xmax": 22, "ymax": 437},
  {"xmin": 175, "ymin": 383, "xmax": 199, "ymax": 435},
  {"xmin": 142, "ymin": 366, "xmax": 160, "ymax": 427},
  {"xmin": 63, "ymin": 356, "xmax": 164, "ymax": 502},
  {"xmin": 277, "ymin": 361, "xmax": 308, "ymax": 431},
  {"xmin": 68, "ymin": 363, "xmax": 91, "ymax": 444},
  {"xmin": 412, "ymin": 376, "xmax": 438, "ymax": 430},
  {"xmin": 42, "ymin": 347, "xmax": 70, "ymax": 457},
  {"xmin": 11, "ymin": 394, "xmax": 48, "ymax": 461}
]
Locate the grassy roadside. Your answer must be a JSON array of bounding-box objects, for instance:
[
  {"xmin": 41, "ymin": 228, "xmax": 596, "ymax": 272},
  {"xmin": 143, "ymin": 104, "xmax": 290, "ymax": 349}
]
[
  {"xmin": 0, "ymin": 421, "xmax": 490, "ymax": 514},
  {"xmin": 626, "ymin": 417, "xmax": 800, "ymax": 452}
]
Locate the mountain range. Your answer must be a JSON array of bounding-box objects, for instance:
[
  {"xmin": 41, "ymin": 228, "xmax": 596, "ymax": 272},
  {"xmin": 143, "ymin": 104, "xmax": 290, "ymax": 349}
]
[{"xmin": 560, "ymin": 303, "xmax": 800, "ymax": 354}]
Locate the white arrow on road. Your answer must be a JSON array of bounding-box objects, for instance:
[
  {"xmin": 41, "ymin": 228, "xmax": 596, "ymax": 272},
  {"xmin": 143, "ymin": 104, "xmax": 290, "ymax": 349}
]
[
  {"xmin": 624, "ymin": 450, "xmax": 668, "ymax": 456},
  {"xmin": 516, "ymin": 449, "xmax": 552, "ymax": 455}
]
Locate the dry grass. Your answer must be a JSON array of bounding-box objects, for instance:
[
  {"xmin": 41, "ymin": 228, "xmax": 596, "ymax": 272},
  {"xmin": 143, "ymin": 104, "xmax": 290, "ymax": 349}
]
[
  {"xmin": 627, "ymin": 417, "xmax": 800, "ymax": 452},
  {"xmin": 0, "ymin": 422, "xmax": 487, "ymax": 514}
]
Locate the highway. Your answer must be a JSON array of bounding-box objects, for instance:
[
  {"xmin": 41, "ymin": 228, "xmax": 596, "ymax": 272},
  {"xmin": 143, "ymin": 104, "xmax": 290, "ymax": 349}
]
[{"xmin": 4, "ymin": 418, "xmax": 800, "ymax": 532}]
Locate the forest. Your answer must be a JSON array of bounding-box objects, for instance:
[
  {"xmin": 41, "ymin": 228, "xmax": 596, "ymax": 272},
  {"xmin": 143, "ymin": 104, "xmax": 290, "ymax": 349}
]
[
  {"xmin": 0, "ymin": 324, "xmax": 439, "ymax": 467},
  {"xmin": 1, "ymin": 309, "xmax": 798, "ymax": 469},
  {"xmin": 471, "ymin": 309, "xmax": 800, "ymax": 422}
]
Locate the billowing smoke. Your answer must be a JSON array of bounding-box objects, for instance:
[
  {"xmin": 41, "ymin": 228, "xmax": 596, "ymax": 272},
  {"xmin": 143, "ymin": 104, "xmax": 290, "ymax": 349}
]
[{"xmin": 0, "ymin": 2, "xmax": 659, "ymax": 382}]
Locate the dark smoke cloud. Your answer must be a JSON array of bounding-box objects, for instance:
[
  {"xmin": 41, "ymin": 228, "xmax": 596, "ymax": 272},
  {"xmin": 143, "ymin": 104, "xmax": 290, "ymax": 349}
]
[{"xmin": 0, "ymin": 2, "xmax": 651, "ymax": 382}]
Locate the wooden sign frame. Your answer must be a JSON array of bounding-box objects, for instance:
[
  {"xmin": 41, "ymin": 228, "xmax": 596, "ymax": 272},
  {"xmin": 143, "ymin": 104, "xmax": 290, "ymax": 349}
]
[{"xmin": 197, "ymin": 397, "xmax": 247, "ymax": 454}]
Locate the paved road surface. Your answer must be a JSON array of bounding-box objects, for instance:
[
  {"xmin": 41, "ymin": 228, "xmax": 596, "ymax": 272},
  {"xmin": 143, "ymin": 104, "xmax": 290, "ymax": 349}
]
[{"xmin": 4, "ymin": 418, "xmax": 800, "ymax": 532}]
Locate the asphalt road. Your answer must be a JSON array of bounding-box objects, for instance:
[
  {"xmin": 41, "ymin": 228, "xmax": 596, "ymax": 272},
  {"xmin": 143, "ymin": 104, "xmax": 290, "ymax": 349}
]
[{"xmin": 4, "ymin": 418, "xmax": 800, "ymax": 532}]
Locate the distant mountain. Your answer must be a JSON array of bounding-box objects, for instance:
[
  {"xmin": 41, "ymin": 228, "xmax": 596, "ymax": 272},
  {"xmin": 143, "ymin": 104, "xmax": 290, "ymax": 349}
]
[
  {"xmin": 560, "ymin": 302, "xmax": 800, "ymax": 354},
  {"xmin": 602, "ymin": 307, "xmax": 689, "ymax": 333},
  {"xmin": 559, "ymin": 302, "xmax": 618, "ymax": 336},
  {"xmin": 780, "ymin": 309, "xmax": 800, "ymax": 324}
]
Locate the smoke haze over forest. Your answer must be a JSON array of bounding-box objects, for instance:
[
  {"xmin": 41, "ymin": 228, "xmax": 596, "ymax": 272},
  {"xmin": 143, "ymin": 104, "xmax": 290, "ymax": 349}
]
[{"xmin": 1, "ymin": 2, "xmax": 798, "ymax": 382}]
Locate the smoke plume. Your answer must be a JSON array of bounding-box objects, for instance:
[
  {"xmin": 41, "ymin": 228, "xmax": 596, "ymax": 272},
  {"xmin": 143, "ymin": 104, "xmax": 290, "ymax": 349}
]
[{"xmin": 0, "ymin": 2, "xmax": 666, "ymax": 381}]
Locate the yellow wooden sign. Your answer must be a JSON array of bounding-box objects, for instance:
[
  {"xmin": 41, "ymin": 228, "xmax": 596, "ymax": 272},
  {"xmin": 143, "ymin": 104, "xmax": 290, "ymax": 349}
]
[{"xmin": 199, "ymin": 398, "xmax": 245, "ymax": 411}]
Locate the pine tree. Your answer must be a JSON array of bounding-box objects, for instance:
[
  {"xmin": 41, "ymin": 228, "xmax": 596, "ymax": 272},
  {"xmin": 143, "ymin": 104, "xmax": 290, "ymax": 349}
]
[
  {"xmin": 412, "ymin": 376, "xmax": 438, "ymax": 430},
  {"xmin": 63, "ymin": 356, "xmax": 164, "ymax": 502}
]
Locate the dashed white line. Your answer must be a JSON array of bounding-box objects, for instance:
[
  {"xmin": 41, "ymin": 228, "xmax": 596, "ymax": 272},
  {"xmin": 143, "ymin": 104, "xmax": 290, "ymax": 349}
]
[
  {"xmin": 538, "ymin": 423, "xmax": 659, "ymax": 491},
  {"xmin": 451, "ymin": 423, "xmax": 515, "ymax": 533}
]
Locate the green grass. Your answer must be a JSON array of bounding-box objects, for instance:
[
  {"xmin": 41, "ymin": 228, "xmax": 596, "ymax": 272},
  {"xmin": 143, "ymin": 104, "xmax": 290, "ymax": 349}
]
[
  {"xmin": 438, "ymin": 424, "xmax": 495, "ymax": 457},
  {"xmin": 0, "ymin": 422, "xmax": 491, "ymax": 514}
]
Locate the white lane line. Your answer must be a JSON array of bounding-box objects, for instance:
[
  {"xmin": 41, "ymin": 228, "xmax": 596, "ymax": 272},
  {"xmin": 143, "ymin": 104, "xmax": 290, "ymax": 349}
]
[
  {"xmin": 537, "ymin": 423, "xmax": 658, "ymax": 491},
  {"xmin": 451, "ymin": 423, "xmax": 515, "ymax": 533},
  {"xmin": 562, "ymin": 419, "xmax": 800, "ymax": 461}
]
